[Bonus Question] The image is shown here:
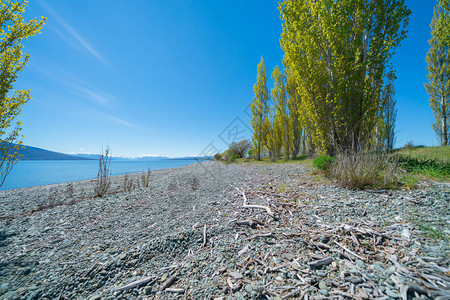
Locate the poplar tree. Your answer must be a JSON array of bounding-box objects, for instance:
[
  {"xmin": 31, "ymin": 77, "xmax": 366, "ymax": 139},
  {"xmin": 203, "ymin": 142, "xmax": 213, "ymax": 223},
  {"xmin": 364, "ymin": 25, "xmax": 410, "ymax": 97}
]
[
  {"xmin": 425, "ymin": 0, "xmax": 450, "ymax": 146},
  {"xmin": 381, "ymin": 79, "xmax": 397, "ymax": 150},
  {"xmin": 286, "ymin": 66, "xmax": 303, "ymax": 158},
  {"xmin": 271, "ymin": 65, "xmax": 290, "ymax": 159},
  {"xmin": 279, "ymin": 0, "xmax": 410, "ymax": 154},
  {"xmin": 250, "ymin": 56, "xmax": 269, "ymax": 160},
  {"xmin": 0, "ymin": 0, "xmax": 46, "ymax": 187}
]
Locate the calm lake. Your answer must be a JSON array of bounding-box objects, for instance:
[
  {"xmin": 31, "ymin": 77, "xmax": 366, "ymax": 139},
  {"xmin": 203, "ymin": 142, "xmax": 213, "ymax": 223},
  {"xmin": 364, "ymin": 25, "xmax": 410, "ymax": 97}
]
[{"xmin": 0, "ymin": 159, "xmax": 200, "ymax": 191}]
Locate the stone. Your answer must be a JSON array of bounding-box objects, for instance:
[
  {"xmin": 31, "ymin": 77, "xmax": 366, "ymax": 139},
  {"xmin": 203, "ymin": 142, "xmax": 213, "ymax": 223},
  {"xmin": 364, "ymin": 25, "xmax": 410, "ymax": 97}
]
[
  {"xmin": 318, "ymin": 281, "xmax": 328, "ymax": 290},
  {"xmin": 244, "ymin": 284, "xmax": 253, "ymax": 293},
  {"xmin": 319, "ymin": 289, "xmax": 329, "ymax": 296}
]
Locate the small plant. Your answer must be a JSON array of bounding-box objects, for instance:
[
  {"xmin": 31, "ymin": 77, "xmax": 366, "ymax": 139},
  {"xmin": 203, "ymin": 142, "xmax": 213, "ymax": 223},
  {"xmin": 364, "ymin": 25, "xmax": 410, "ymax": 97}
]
[
  {"xmin": 65, "ymin": 182, "xmax": 75, "ymax": 199},
  {"xmin": 396, "ymin": 154, "xmax": 450, "ymax": 178},
  {"xmin": 141, "ymin": 169, "xmax": 151, "ymax": 187},
  {"xmin": 313, "ymin": 155, "xmax": 335, "ymax": 171},
  {"xmin": 123, "ymin": 173, "xmax": 134, "ymax": 192},
  {"xmin": 401, "ymin": 174, "xmax": 418, "ymax": 189},
  {"xmin": 404, "ymin": 141, "xmax": 415, "ymax": 150},
  {"xmin": 94, "ymin": 146, "xmax": 111, "ymax": 197},
  {"xmin": 188, "ymin": 175, "xmax": 199, "ymax": 190}
]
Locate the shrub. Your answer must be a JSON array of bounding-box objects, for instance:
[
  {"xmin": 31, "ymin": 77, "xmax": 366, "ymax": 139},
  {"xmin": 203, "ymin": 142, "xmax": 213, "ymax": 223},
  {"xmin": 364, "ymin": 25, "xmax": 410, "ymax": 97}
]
[
  {"xmin": 94, "ymin": 146, "xmax": 112, "ymax": 197},
  {"xmin": 229, "ymin": 140, "xmax": 252, "ymax": 158},
  {"xmin": 404, "ymin": 141, "xmax": 415, "ymax": 150},
  {"xmin": 213, "ymin": 153, "xmax": 222, "ymax": 161},
  {"xmin": 329, "ymin": 150, "xmax": 403, "ymax": 189},
  {"xmin": 313, "ymin": 155, "xmax": 335, "ymax": 171},
  {"xmin": 141, "ymin": 169, "xmax": 151, "ymax": 187},
  {"xmin": 229, "ymin": 153, "xmax": 237, "ymax": 163},
  {"xmin": 123, "ymin": 173, "xmax": 134, "ymax": 192}
]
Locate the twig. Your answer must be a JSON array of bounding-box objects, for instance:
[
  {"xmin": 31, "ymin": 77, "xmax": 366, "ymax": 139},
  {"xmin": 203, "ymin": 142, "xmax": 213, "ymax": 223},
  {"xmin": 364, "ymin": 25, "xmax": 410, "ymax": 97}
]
[
  {"xmin": 235, "ymin": 187, "xmax": 275, "ymax": 218},
  {"xmin": 117, "ymin": 276, "xmax": 156, "ymax": 291},
  {"xmin": 160, "ymin": 271, "xmax": 179, "ymax": 291},
  {"xmin": 202, "ymin": 224, "xmax": 207, "ymax": 247},
  {"xmin": 334, "ymin": 241, "xmax": 365, "ymax": 261}
]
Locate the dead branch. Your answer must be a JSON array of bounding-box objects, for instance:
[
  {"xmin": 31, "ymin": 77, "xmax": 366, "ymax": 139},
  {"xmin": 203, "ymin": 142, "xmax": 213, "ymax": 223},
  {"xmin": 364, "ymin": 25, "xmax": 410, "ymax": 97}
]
[{"xmin": 235, "ymin": 187, "xmax": 275, "ymax": 218}]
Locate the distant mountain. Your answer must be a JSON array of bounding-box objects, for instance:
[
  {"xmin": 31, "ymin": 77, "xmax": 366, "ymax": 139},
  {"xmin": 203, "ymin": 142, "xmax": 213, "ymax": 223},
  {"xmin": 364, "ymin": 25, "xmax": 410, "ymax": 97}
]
[
  {"xmin": 72, "ymin": 154, "xmax": 212, "ymax": 161},
  {"xmin": 11, "ymin": 144, "xmax": 94, "ymax": 160}
]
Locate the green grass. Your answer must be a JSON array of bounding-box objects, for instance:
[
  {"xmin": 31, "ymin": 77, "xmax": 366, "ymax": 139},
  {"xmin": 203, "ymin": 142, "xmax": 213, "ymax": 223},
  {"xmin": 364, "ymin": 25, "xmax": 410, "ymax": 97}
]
[
  {"xmin": 396, "ymin": 145, "xmax": 450, "ymax": 163},
  {"xmin": 394, "ymin": 146, "xmax": 450, "ymax": 180}
]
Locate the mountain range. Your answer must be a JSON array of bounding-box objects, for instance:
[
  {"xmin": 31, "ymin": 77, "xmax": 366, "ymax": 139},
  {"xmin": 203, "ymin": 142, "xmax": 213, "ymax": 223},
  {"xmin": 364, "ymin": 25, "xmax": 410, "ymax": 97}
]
[{"xmin": 8, "ymin": 144, "xmax": 210, "ymax": 161}]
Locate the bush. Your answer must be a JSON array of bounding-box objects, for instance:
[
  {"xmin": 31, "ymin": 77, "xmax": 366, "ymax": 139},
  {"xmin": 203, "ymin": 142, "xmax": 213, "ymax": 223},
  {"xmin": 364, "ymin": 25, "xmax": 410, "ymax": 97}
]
[
  {"xmin": 229, "ymin": 153, "xmax": 237, "ymax": 163},
  {"xmin": 213, "ymin": 153, "xmax": 222, "ymax": 161},
  {"xmin": 329, "ymin": 150, "xmax": 403, "ymax": 189},
  {"xmin": 94, "ymin": 146, "xmax": 112, "ymax": 197},
  {"xmin": 229, "ymin": 140, "xmax": 252, "ymax": 158},
  {"xmin": 313, "ymin": 155, "xmax": 335, "ymax": 171}
]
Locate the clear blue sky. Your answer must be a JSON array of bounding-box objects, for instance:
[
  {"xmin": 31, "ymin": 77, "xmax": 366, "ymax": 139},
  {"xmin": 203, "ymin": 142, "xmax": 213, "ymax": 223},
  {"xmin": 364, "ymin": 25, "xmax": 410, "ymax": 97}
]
[{"xmin": 16, "ymin": 0, "xmax": 439, "ymax": 157}]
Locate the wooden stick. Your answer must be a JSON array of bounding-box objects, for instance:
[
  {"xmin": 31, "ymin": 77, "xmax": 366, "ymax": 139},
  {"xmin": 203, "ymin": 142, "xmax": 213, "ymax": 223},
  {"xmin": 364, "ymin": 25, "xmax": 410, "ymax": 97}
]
[
  {"xmin": 235, "ymin": 188, "xmax": 275, "ymax": 217},
  {"xmin": 334, "ymin": 241, "xmax": 365, "ymax": 261},
  {"xmin": 165, "ymin": 288, "xmax": 184, "ymax": 293},
  {"xmin": 160, "ymin": 271, "xmax": 179, "ymax": 291},
  {"xmin": 117, "ymin": 276, "xmax": 155, "ymax": 291},
  {"xmin": 202, "ymin": 224, "xmax": 207, "ymax": 247}
]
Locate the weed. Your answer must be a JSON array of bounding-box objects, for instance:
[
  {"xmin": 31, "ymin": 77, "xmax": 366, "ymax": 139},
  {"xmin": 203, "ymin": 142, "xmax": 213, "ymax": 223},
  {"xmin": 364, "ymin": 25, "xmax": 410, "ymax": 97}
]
[
  {"xmin": 141, "ymin": 169, "xmax": 151, "ymax": 188},
  {"xmin": 123, "ymin": 173, "xmax": 134, "ymax": 192},
  {"xmin": 94, "ymin": 146, "xmax": 112, "ymax": 197},
  {"xmin": 396, "ymin": 155, "xmax": 450, "ymax": 178},
  {"xmin": 401, "ymin": 174, "xmax": 418, "ymax": 189}
]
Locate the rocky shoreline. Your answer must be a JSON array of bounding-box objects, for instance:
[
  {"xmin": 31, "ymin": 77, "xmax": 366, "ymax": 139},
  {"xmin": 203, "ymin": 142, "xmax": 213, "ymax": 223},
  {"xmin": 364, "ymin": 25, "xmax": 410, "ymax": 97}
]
[{"xmin": 0, "ymin": 161, "xmax": 448, "ymax": 299}]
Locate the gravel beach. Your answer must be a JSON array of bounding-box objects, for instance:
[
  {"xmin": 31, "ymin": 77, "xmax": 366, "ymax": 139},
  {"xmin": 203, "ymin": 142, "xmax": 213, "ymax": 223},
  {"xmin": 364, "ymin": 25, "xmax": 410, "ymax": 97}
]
[{"xmin": 0, "ymin": 161, "xmax": 448, "ymax": 299}]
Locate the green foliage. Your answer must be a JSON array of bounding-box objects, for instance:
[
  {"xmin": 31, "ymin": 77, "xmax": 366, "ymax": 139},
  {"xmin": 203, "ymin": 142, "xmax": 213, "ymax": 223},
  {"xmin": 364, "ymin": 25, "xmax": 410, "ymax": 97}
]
[
  {"xmin": 213, "ymin": 153, "xmax": 222, "ymax": 161},
  {"xmin": 396, "ymin": 155, "xmax": 450, "ymax": 178},
  {"xmin": 279, "ymin": 0, "xmax": 410, "ymax": 154},
  {"xmin": 250, "ymin": 56, "xmax": 270, "ymax": 160},
  {"xmin": 425, "ymin": 0, "xmax": 450, "ymax": 146},
  {"xmin": 229, "ymin": 153, "xmax": 237, "ymax": 163},
  {"xmin": 312, "ymin": 155, "xmax": 334, "ymax": 171},
  {"xmin": 0, "ymin": 0, "xmax": 46, "ymax": 187}
]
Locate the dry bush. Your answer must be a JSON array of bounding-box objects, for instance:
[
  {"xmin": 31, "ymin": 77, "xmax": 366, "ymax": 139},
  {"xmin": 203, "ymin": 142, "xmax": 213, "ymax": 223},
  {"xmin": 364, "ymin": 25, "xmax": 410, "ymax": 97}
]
[
  {"xmin": 329, "ymin": 150, "xmax": 403, "ymax": 189},
  {"xmin": 94, "ymin": 147, "xmax": 112, "ymax": 197},
  {"xmin": 141, "ymin": 169, "xmax": 151, "ymax": 187},
  {"xmin": 123, "ymin": 173, "xmax": 134, "ymax": 192}
]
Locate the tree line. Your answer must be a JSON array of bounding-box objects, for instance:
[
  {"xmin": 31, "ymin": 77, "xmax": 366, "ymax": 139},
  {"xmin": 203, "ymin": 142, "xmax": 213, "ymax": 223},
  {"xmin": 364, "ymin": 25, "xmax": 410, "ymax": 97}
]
[{"xmin": 250, "ymin": 0, "xmax": 449, "ymax": 162}]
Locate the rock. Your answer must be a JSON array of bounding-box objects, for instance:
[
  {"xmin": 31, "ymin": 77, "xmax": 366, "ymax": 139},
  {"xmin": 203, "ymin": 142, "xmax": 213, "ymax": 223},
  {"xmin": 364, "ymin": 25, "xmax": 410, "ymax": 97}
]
[
  {"xmin": 244, "ymin": 284, "xmax": 253, "ymax": 293},
  {"xmin": 345, "ymin": 276, "xmax": 363, "ymax": 284},
  {"xmin": 319, "ymin": 289, "xmax": 329, "ymax": 296},
  {"xmin": 228, "ymin": 271, "xmax": 243, "ymax": 279},
  {"xmin": 318, "ymin": 281, "xmax": 328, "ymax": 290},
  {"xmin": 275, "ymin": 276, "xmax": 284, "ymax": 282},
  {"xmin": 385, "ymin": 288, "xmax": 400, "ymax": 298},
  {"xmin": 283, "ymin": 253, "xmax": 295, "ymax": 261}
]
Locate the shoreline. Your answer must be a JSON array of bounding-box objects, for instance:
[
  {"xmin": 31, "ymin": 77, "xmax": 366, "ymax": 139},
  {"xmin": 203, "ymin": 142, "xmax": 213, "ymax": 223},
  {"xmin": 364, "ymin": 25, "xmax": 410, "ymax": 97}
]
[
  {"xmin": 0, "ymin": 159, "xmax": 204, "ymax": 192},
  {"xmin": 0, "ymin": 161, "xmax": 448, "ymax": 299}
]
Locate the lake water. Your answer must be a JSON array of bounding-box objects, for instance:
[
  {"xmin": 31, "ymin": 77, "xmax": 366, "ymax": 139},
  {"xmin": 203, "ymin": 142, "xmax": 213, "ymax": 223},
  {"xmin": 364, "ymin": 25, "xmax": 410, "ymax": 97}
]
[{"xmin": 0, "ymin": 159, "xmax": 200, "ymax": 191}]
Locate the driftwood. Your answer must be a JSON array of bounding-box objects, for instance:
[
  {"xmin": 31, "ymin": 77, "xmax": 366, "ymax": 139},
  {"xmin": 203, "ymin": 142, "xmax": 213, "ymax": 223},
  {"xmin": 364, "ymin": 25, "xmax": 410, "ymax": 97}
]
[
  {"xmin": 165, "ymin": 288, "xmax": 184, "ymax": 293},
  {"xmin": 309, "ymin": 257, "xmax": 333, "ymax": 269},
  {"xmin": 235, "ymin": 218, "xmax": 265, "ymax": 228},
  {"xmin": 202, "ymin": 224, "xmax": 207, "ymax": 247},
  {"xmin": 235, "ymin": 187, "xmax": 275, "ymax": 218},
  {"xmin": 117, "ymin": 276, "xmax": 155, "ymax": 291},
  {"xmin": 160, "ymin": 271, "xmax": 179, "ymax": 291}
]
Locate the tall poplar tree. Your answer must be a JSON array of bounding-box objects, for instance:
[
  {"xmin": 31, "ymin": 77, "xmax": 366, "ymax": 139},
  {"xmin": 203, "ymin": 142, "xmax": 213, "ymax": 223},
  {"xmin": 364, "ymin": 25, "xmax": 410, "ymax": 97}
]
[
  {"xmin": 0, "ymin": 0, "xmax": 46, "ymax": 187},
  {"xmin": 279, "ymin": 0, "xmax": 410, "ymax": 154},
  {"xmin": 271, "ymin": 65, "xmax": 290, "ymax": 159},
  {"xmin": 251, "ymin": 56, "xmax": 269, "ymax": 160},
  {"xmin": 286, "ymin": 66, "xmax": 303, "ymax": 158},
  {"xmin": 425, "ymin": 0, "xmax": 450, "ymax": 146}
]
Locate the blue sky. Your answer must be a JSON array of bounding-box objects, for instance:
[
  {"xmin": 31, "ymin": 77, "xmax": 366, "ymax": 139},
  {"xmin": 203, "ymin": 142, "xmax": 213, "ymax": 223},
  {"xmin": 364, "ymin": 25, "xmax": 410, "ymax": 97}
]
[{"xmin": 16, "ymin": 0, "xmax": 438, "ymax": 157}]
